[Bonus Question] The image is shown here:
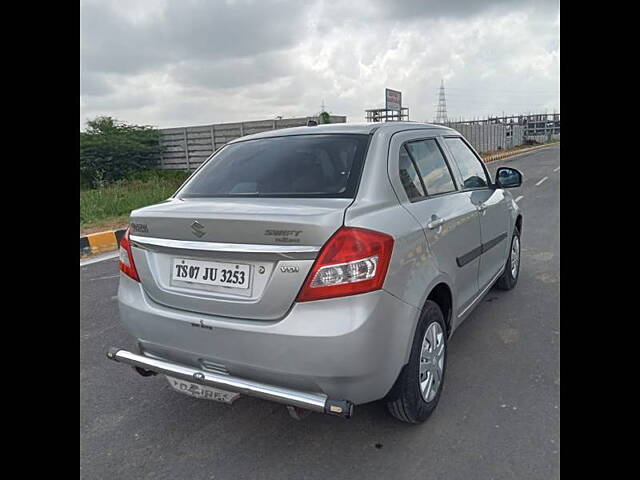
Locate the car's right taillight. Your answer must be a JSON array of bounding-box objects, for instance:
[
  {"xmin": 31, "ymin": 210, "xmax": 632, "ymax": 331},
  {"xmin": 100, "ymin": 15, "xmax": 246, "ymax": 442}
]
[
  {"xmin": 296, "ymin": 226, "xmax": 394, "ymax": 302},
  {"xmin": 119, "ymin": 228, "xmax": 140, "ymax": 282}
]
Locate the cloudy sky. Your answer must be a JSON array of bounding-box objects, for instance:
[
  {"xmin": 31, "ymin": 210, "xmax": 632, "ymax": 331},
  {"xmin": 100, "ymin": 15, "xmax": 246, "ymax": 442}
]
[{"xmin": 80, "ymin": 0, "xmax": 559, "ymax": 130}]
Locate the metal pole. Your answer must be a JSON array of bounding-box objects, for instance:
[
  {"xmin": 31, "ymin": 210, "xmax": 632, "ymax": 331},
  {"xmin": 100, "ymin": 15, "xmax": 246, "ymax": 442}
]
[
  {"xmin": 183, "ymin": 128, "xmax": 190, "ymax": 170},
  {"xmin": 158, "ymin": 135, "xmax": 164, "ymax": 169},
  {"xmin": 484, "ymin": 119, "xmax": 487, "ymax": 153}
]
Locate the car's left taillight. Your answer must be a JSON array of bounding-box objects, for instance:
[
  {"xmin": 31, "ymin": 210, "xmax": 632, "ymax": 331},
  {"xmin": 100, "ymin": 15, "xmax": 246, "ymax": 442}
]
[{"xmin": 119, "ymin": 228, "xmax": 140, "ymax": 282}]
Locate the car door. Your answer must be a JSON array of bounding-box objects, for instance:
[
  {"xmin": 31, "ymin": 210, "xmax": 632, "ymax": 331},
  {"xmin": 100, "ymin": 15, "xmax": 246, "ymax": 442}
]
[
  {"xmin": 442, "ymin": 136, "xmax": 511, "ymax": 290},
  {"xmin": 388, "ymin": 131, "xmax": 482, "ymax": 316}
]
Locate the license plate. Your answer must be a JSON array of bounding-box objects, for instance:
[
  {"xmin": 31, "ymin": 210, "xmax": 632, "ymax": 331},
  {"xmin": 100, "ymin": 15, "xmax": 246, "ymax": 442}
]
[
  {"xmin": 166, "ymin": 376, "xmax": 240, "ymax": 404},
  {"xmin": 172, "ymin": 258, "xmax": 250, "ymax": 289}
]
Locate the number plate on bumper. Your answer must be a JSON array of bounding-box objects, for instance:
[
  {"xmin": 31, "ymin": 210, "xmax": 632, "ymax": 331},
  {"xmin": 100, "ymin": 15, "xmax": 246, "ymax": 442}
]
[{"xmin": 166, "ymin": 376, "xmax": 240, "ymax": 404}]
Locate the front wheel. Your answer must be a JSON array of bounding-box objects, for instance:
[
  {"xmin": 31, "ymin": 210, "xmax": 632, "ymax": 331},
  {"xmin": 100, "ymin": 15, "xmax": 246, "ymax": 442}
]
[
  {"xmin": 386, "ymin": 300, "xmax": 447, "ymax": 424},
  {"xmin": 496, "ymin": 228, "xmax": 521, "ymax": 290}
]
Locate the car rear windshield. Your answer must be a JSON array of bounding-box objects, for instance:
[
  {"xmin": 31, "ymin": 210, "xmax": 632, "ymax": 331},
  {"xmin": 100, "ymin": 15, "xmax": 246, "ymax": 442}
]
[{"xmin": 176, "ymin": 134, "xmax": 370, "ymax": 198}]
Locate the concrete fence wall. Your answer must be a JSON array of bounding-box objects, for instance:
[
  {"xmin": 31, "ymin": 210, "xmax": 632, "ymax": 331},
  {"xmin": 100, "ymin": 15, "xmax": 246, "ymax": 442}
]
[
  {"xmin": 443, "ymin": 113, "xmax": 560, "ymax": 154},
  {"xmin": 155, "ymin": 115, "xmax": 555, "ymax": 170},
  {"xmin": 443, "ymin": 124, "xmax": 527, "ymax": 154},
  {"xmin": 157, "ymin": 115, "xmax": 347, "ymax": 170},
  {"xmin": 526, "ymin": 133, "xmax": 561, "ymax": 144}
]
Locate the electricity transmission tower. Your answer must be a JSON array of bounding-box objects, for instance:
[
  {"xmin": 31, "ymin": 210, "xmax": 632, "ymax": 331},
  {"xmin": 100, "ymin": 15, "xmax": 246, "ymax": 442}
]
[{"xmin": 434, "ymin": 79, "xmax": 448, "ymax": 124}]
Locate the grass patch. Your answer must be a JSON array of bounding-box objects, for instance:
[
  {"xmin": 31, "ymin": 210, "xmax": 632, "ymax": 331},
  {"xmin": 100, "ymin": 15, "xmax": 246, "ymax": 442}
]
[{"xmin": 80, "ymin": 169, "xmax": 191, "ymax": 232}]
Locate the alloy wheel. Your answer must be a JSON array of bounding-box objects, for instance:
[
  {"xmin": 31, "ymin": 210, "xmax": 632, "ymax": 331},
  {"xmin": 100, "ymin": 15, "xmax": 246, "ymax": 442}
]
[
  {"xmin": 419, "ymin": 322, "xmax": 445, "ymax": 402},
  {"xmin": 511, "ymin": 235, "xmax": 520, "ymax": 279}
]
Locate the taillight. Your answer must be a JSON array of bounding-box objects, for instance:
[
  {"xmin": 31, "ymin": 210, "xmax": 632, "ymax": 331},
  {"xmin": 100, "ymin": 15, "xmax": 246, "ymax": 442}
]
[
  {"xmin": 119, "ymin": 228, "xmax": 140, "ymax": 282},
  {"xmin": 296, "ymin": 226, "xmax": 394, "ymax": 302}
]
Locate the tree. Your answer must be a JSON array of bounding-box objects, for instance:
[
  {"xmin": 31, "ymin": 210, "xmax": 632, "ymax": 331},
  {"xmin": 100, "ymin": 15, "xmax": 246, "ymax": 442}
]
[
  {"xmin": 319, "ymin": 111, "xmax": 331, "ymax": 124},
  {"xmin": 80, "ymin": 116, "xmax": 164, "ymax": 188}
]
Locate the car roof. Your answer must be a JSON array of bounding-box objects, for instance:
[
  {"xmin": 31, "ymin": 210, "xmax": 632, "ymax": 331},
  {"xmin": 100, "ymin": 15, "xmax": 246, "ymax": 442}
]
[{"xmin": 227, "ymin": 121, "xmax": 458, "ymax": 143}]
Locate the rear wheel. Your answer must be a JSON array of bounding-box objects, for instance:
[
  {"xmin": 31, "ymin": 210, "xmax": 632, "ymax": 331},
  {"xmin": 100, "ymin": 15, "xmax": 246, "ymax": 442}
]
[
  {"xmin": 496, "ymin": 228, "xmax": 521, "ymax": 290},
  {"xmin": 386, "ymin": 300, "xmax": 447, "ymax": 424}
]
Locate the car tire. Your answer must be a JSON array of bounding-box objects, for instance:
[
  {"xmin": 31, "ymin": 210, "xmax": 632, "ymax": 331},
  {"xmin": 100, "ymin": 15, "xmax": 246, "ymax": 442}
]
[
  {"xmin": 496, "ymin": 227, "xmax": 521, "ymax": 291},
  {"xmin": 386, "ymin": 300, "xmax": 447, "ymax": 424}
]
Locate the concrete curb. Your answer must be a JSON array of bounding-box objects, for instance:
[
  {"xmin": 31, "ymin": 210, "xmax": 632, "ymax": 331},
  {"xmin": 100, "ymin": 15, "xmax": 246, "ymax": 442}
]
[
  {"xmin": 80, "ymin": 228, "xmax": 127, "ymax": 258},
  {"xmin": 482, "ymin": 142, "xmax": 557, "ymax": 163}
]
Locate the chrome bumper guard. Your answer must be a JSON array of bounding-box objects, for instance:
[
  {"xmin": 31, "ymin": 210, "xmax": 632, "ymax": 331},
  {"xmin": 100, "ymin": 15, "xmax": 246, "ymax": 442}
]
[{"xmin": 106, "ymin": 348, "xmax": 354, "ymax": 418}]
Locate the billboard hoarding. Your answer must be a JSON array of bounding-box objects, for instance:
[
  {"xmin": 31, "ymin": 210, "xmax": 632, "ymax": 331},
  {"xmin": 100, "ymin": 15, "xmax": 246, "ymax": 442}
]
[{"xmin": 385, "ymin": 88, "xmax": 402, "ymax": 111}]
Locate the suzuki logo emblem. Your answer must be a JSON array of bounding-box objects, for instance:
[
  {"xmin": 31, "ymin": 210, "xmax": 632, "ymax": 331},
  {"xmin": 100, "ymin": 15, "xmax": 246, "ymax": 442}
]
[{"xmin": 191, "ymin": 220, "xmax": 205, "ymax": 238}]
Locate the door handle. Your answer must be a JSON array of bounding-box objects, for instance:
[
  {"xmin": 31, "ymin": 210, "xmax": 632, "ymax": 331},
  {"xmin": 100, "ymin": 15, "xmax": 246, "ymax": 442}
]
[{"xmin": 427, "ymin": 217, "xmax": 446, "ymax": 230}]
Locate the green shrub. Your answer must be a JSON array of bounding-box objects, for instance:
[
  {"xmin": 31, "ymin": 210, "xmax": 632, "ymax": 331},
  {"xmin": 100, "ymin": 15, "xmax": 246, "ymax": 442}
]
[
  {"xmin": 80, "ymin": 169, "xmax": 191, "ymax": 227},
  {"xmin": 80, "ymin": 116, "xmax": 164, "ymax": 189}
]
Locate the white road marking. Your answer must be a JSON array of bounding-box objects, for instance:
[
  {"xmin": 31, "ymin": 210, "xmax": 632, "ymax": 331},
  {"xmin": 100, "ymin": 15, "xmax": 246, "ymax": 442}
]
[
  {"xmin": 535, "ymin": 176, "xmax": 548, "ymax": 186},
  {"xmin": 515, "ymin": 195, "xmax": 524, "ymax": 203},
  {"xmin": 80, "ymin": 251, "xmax": 119, "ymax": 267},
  {"xmin": 553, "ymin": 166, "xmax": 560, "ymax": 172}
]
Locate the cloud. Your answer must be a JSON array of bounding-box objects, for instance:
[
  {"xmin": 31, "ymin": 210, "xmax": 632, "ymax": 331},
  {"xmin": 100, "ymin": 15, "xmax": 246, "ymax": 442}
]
[
  {"xmin": 80, "ymin": 0, "xmax": 560, "ymax": 130},
  {"xmin": 80, "ymin": 0, "xmax": 311, "ymax": 75},
  {"xmin": 80, "ymin": 72, "xmax": 115, "ymax": 97},
  {"xmin": 169, "ymin": 52, "xmax": 294, "ymax": 90},
  {"xmin": 367, "ymin": 0, "xmax": 559, "ymax": 21}
]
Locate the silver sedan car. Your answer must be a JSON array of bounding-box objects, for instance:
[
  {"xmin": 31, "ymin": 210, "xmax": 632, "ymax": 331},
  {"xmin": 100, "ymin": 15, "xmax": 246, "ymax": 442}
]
[{"xmin": 108, "ymin": 122, "xmax": 523, "ymax": 423}]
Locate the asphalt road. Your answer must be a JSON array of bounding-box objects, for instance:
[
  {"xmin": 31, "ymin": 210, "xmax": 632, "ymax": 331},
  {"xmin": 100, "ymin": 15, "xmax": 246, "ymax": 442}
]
[{"xmin": 80, "ymin": 143, "xmax": 560, "ymax": 480}]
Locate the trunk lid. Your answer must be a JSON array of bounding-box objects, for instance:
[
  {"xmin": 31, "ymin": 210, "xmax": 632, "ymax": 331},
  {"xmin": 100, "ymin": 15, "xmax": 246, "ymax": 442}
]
[{"xmin": 128, "ymin": 197, "xmax": 349, "ymax": 320}]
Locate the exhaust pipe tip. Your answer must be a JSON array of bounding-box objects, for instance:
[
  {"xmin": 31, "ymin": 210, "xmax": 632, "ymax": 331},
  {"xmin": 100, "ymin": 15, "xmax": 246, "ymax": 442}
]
[
  {"xmin": 324, "ymin": 399, "xmax": 354, "ymax": 419},
  {"xmin": 286, "ymin": 405, "xmax": 313, "ymax": 420},
  {"xmin": 134, "ymin": 366, "xmax": 157, "ymax": 377}
]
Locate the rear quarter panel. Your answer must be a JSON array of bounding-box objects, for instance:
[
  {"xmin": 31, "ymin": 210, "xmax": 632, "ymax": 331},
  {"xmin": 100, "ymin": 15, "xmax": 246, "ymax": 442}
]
[{"xmin": 344, "ymin": 129, "xmax": 451, "ymax": 359}]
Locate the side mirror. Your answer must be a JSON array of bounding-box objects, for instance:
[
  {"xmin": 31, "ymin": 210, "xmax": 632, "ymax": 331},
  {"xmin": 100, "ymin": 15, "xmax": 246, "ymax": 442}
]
[{"xmin": 495, "ymin": 167, "xmax": 522, "ymax": 188}]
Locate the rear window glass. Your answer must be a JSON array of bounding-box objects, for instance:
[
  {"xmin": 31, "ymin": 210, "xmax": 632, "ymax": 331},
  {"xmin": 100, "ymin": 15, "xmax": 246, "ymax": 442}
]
[{"xmin": 177, "ymin": 134, "xmax": 370, "ymax": 198}]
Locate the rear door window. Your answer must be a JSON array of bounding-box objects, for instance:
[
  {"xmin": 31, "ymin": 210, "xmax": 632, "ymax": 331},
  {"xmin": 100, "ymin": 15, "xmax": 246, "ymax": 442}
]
[
  {"xmin": 177, "ymin": 134, "xmax": 370, "ymax": 198},
  {"xmin": 443, "ymin": 137, "xmax": 490, "ymax": 189},
  {"xmin": 405, "ymin": 139, "xmax": 457, "ymax": 195}
]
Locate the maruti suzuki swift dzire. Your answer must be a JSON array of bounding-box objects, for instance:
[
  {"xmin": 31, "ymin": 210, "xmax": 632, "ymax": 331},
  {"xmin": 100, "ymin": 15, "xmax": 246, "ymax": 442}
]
[{"xmin": 108, "ymin": 122, "xmax": 523, "ymax": 423}]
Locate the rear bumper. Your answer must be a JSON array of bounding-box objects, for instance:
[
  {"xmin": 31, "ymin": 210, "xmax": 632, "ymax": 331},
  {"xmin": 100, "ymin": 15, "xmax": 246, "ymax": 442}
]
[
  {"xmin": 117, "ymin": 274, "xmax": 420, "ymax": 404},
  {"xmin": 107, "ymin": 348, "xmax": 353, "ymax": 417}
]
